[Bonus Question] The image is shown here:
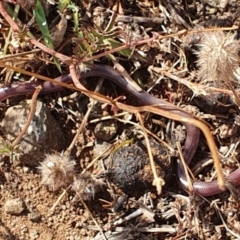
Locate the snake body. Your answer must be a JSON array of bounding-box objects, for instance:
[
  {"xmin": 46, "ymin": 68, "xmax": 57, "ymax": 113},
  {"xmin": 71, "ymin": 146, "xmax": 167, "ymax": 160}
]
[{"xmin": 1, "ymin": 64, "xmax": 240, "ymax": 196}]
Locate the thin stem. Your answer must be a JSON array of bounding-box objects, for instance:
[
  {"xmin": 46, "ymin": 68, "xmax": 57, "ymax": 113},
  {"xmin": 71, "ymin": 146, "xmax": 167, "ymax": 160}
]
[{"xmin": 11, "ymin": 85, "xmax": 42, "ymax": 148}]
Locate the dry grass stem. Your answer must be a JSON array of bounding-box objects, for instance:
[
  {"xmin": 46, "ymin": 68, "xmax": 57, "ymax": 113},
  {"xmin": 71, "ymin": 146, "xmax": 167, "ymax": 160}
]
[
  {"xmin": 163, "ymin": 71, "xmax": 237, "ymax": 97},
  {"xmin": 50, "ymin": 187, "xmax": 69, "ymax": 213},
  {"xmin": 136, "ymin": 112, "xmax": 165, "ymax": 195},
  {"xmin": 81, "ymin": 144, "xmax": 115, "ymax": 175},
  {"xmin": 79, "ymin": 198, "xmax": 107, "ymax": 240},
  {"xmin": 11, "ymin": 86, "xmax": 42, "ymax": 148},
  {"xmin": 176, "ymin": 142, "xmax": 194, "ymax": 193},
  {"xmin": 115, "ymin": 116, "xmax": 174, "ymax": 152},
  {"xmin": 65, "ymin": 76, "xmax": 104, "ymax": 157}
]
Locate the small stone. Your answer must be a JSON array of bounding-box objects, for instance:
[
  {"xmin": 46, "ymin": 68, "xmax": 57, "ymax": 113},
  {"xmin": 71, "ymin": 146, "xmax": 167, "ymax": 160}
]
[
  {"xmin": 4, "ymin": 198, "xmax": 25, "ymax": 215},
  {"xmin": 94, "ymin": 120, "xmax": 118, "ymax": 141},
  {"xmin": 28, "ymin": 212, "xmax": 41, "ymax": 222},
  {"xmin": 23, "ymin": 166, "xmax": 30, "ymax": 173},
  {"xmin": 61, "ymin": 205, "xmax": 66, "ymax": 210},
  {"xmin": 208, "ymin": 7, "xmax": 217, "ymax": 14},
  {"xmin": 29, "ymin": 230, "xmax": 39, "ymax": 240}
]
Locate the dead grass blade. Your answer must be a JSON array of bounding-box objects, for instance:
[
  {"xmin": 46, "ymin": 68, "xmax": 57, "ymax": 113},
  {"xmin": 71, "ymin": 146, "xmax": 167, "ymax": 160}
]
[{"xmin": 11, "ymin": 86, "xmax": 42, "ymax": 148}]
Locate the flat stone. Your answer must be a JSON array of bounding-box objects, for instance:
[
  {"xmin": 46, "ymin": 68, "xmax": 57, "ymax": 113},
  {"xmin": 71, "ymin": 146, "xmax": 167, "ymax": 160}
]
[{"xmin": 4, "ymin": 198, "xmax": 25, "ymax": 215}]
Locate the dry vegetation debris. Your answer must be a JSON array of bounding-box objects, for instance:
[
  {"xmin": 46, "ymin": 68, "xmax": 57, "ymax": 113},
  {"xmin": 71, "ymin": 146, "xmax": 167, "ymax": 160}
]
[{"xmin": 0, "ymin": 0, "xmax": 240, "ymax": 239}]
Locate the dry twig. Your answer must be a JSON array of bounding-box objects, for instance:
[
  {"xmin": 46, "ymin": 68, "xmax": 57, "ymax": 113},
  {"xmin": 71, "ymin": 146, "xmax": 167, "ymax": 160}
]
[{"xmin": 11, "ymin": 86, "xmax": 42, "ymax": 148}]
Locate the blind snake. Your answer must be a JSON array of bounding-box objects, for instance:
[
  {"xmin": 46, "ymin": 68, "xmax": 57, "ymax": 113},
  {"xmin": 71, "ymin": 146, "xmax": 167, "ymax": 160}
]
[{"xmin": 1, "ymin": 64, "xmax": 240, "ymax": 196}]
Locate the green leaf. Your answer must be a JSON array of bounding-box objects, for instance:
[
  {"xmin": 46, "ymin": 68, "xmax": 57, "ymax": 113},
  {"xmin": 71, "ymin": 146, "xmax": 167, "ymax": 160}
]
[
  {"xmin": 33, "ymin": 0, "xmax": 61, "ymax": 72},
  {"xmin": 58, "ymin": 0, "xmax": 71, "ymax": 12},
  {"xmin": 103, "ymin": 38, "xmax": 146, "ymax": 62}
]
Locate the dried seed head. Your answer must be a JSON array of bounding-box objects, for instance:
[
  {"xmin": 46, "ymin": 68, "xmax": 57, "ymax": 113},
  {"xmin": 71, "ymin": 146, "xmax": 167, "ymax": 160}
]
[
  {"xmin": 72, "ymin": 172, "xmax": 105, "ymax": 201},
  {"xmin": 39, "ymin": 153, "xmax": 75, "ymax": 191},
  {"xmin": 195, "ymin": 31, "xmax": 240, "ymax": 87}
]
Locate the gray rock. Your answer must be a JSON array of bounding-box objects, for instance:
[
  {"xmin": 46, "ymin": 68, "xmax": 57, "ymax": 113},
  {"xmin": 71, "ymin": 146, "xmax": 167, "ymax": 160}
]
[
  {"xmin": 4, "ymin": 198, "xmax": 25, "ymax": 215},
  {"xmin": 28, "ymin": 211, "xmax": 41, "ymax": 222},
  {"xmin": 1, "ymin": 100, "xmax": 66, "ymax": 165}
]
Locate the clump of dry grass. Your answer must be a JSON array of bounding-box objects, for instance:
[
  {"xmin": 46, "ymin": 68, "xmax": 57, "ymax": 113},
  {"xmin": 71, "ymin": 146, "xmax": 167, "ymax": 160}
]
[
  {"xmin": 195, "ymin": 31, "xmax": 240, "ymax": 87},
  {"xmin": 39, "ymin": 153, "xmax": 76, "ymax": 191}
]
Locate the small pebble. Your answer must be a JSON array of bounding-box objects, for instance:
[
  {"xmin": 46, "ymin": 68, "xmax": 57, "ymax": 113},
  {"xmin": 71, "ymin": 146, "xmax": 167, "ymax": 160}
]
[
  {"xmin": 28, "ymin": 212, "xmax": 41, "ymax": 222},
  {"xmin": 23, "ymin": 166, "xmax": 30, "ymax": 173},
  {"xmin": 4, "ymin": 198, "xmax": 25, "ymax": 215},
  {"xmin": 94, "ymin": 120, "xmax": 118, "ymax": 141},
  {"xmin": 29, "ymin": 230, "xmax": 39, "ymax": 240}
]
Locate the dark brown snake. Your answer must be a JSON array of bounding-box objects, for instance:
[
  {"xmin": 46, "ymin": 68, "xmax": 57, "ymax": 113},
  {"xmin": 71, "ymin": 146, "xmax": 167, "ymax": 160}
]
[{"xmin": 1, "ymin": 64, "xmax": 240, "ymax": 196}]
